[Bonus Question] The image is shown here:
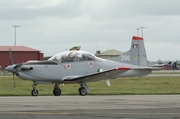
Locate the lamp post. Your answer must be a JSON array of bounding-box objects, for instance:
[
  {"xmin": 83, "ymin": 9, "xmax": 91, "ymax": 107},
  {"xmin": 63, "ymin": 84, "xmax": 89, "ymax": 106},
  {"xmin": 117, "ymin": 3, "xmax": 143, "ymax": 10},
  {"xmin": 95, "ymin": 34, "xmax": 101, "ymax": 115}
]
[
  {"xmin": 136, "ymin": 28, "xmax": 140, "ymax": 36},
  {"xmin": 12, "ymin": 26, "xmax": 20, "ymax": 46},
  {"xmin": 139, "ymin": 27, "xmax": 147, "ymax": 38}
]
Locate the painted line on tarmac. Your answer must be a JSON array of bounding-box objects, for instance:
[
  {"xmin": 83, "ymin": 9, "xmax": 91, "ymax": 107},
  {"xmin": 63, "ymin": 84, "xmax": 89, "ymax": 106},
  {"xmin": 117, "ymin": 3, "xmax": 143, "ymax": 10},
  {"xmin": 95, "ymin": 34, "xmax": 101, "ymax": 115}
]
[{"xmin": 0, "ymin": 111, "xmax": 179, "ymax": 115}]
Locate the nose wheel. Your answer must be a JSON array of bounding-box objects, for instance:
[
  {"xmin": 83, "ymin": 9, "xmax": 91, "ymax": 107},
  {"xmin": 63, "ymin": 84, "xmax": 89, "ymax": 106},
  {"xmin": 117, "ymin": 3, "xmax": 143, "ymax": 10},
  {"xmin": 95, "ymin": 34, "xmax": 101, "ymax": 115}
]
[
  {"xmin": 31, "ymin": 89, "xmax": 38, "ymax": 96},
  {"xmin": 31, "ymin": 83, "xmax": 38, "ymax": 96}
]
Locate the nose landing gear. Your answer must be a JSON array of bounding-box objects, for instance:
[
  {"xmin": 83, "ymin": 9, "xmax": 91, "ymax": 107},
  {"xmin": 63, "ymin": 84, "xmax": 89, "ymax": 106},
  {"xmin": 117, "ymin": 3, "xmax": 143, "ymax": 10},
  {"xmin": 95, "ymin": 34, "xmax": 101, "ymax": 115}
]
[{"xmin": 31, "ymin": 83, "xmax": 38, "ymax": 96}]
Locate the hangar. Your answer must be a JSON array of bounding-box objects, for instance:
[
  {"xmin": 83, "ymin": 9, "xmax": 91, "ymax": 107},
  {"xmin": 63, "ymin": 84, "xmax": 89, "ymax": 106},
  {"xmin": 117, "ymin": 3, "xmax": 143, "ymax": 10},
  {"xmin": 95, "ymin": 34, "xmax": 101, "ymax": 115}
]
[
  {"xmin": 0, "ymin": 46, "xmax": 43, "ymax": 69},
  {"xmin": 95, "ymin": 49, "xmax": 124, "ymax": 59}
]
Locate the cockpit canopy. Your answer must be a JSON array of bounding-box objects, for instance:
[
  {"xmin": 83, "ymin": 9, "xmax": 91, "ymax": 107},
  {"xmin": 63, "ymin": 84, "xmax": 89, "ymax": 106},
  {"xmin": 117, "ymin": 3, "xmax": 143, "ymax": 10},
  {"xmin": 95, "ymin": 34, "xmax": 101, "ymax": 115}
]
[{"xmin": 48, "ymin": 51, "xmax": 95, "ymax": 64}]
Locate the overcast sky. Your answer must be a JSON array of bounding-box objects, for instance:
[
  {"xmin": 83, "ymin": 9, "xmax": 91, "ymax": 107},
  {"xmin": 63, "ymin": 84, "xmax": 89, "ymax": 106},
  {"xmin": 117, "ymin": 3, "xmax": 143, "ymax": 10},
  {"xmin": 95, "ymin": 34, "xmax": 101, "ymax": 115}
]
[{"xmin": 1, "ymin": 0, "xmax": 180, "ymax": 61}]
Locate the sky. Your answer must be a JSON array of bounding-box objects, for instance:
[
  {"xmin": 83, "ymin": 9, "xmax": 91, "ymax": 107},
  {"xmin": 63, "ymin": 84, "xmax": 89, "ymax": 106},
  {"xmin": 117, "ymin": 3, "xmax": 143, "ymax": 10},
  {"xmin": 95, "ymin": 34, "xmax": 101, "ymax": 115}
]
[{"xmin": 1, "ymin": 0, "xmax": 180, "ymax": 61}]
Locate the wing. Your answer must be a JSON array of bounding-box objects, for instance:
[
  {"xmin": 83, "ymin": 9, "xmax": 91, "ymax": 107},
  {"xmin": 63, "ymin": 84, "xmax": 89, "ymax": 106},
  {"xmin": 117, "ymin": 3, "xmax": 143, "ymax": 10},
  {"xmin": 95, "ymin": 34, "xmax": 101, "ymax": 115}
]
[
  {"xmin": 62, "ymin": 67, "xmax": 132, "ymax": 83},
  {"xmin": 146, "ymin": 67, "xmax": 165, "ymax": 70}
]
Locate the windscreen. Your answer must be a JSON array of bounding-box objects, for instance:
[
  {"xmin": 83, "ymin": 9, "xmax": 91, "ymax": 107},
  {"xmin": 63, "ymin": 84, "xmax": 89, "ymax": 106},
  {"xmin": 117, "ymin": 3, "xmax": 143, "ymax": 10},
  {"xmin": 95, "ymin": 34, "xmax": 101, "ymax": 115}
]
[{"xmin": 48, "ymin": 51, "xmax": 95, "ymax": 64}]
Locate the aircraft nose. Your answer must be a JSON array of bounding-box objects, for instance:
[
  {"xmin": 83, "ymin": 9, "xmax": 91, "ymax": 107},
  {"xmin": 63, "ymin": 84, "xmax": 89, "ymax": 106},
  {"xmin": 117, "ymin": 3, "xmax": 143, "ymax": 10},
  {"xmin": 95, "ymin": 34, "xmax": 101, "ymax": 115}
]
[{"xmin": 5, "ymin": 64, "xmax": 16, "ymax": 73}]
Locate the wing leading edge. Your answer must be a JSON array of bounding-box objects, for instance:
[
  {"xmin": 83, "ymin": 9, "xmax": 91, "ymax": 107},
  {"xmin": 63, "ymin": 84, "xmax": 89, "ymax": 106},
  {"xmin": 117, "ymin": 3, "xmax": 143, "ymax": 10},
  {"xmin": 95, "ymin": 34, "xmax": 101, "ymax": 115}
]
[{"xmin": 63, "ymin": 67, "xmax": 132, "ymax": 83}]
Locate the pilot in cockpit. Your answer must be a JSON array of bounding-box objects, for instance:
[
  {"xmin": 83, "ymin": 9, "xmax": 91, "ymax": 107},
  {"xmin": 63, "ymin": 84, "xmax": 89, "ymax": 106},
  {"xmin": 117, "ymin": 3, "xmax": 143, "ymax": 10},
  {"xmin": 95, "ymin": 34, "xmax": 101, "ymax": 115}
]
[
  {"xmin": 67, "ymin": 52, "xmax": 76, "ymax": 62},
  {"xmin": 82, "ymin": 53, "xmax": 88, "ymax": 60},
  {"xmin": 61, "ymin": 55, "xmax": 67, "ymax": 63}
]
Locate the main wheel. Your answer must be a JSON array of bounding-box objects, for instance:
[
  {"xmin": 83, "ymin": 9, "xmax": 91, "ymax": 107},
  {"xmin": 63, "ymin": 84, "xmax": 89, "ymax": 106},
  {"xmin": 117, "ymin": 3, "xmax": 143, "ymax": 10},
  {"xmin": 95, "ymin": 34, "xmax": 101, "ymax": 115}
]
[
  {"xmin": 78, "ymin": 87, "xmax": 87, "ymax": 96},
  {"xmin": 31, "ymin": 89, "xmax": 38, "ymax": 96},
  {"xmin": 53, "ymin": 87, "xmax": 61, "ymax": 96}
]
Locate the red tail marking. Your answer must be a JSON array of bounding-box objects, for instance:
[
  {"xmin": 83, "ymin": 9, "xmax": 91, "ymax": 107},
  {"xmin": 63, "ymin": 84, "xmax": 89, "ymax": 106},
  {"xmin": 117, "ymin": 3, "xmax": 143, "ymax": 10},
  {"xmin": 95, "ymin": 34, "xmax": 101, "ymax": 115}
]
[{"xmin": 132, "ymin": 36, "xmax": 143, "ymax": 40}]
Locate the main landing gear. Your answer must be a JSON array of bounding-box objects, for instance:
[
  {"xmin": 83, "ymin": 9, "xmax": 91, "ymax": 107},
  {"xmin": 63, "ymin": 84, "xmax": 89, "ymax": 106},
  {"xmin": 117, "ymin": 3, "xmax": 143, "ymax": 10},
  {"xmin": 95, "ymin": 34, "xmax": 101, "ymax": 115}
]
[
  {"xmin": 78, "ymin": 87, "xmax": 87, "ymax": 96},
  {"xmin": 78, "ymin": 83, "xmax": 89, "ymax": 96},
  {"xmin": 53, "ymin": 83, "xmax": 61, "ymax": 96}
]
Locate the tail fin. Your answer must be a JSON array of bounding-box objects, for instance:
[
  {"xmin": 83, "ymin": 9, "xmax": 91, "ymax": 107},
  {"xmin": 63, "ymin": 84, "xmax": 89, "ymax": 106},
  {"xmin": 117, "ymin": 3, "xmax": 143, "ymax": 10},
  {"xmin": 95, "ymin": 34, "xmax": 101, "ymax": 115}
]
[
  {"xmin": 167, "ymin": 61, "xmax": 172, "ymax": 67},
  {"xmin": 110, "ymin": 36, "xmax": 148, "ymax": 66},
  {"xmin": 171, "ymin": 61, "xmax": 178, "ymax": 68}
]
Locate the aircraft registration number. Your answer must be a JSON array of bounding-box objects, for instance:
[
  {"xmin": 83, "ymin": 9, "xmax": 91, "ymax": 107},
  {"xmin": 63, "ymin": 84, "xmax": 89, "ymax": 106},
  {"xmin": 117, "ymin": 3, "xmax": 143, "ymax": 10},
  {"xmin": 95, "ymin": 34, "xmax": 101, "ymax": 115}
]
[{"xmin": 120, "ymin": 55, "xmax": 130, "ymax": 61}]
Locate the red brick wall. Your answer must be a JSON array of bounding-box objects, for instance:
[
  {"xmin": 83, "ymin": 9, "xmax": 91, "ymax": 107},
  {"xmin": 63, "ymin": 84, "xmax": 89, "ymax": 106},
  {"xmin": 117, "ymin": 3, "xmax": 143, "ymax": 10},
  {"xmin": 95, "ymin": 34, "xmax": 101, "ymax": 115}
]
[{"xmin": 0, "ymin": 51, "xmax": 44, "ymax": 69}]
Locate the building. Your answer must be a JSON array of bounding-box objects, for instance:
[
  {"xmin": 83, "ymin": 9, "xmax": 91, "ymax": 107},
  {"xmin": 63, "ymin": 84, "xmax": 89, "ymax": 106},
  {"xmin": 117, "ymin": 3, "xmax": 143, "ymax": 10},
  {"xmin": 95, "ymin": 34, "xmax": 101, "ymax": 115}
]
[
  {"xmin": 0, "ymin": 46, "xmax": 43, "ymax": 69},
  {"xmin": 95, "ymin": 49, "xmax": 124, "ymax": 59}
]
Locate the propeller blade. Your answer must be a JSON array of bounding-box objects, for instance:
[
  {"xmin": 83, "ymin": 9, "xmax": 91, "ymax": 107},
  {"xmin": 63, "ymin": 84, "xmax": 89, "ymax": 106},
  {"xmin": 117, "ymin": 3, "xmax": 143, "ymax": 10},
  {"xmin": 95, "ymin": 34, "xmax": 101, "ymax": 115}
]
[
  {"xmin": 9, "ymin": 48, "xmax": 14, "ymax": 65},
  {"xmin": 7, "ymin": 48, "xmax": 17, "ymax": 89},
  {"xmin": 14, "ymin": 63, "xmax": 22, "ymax": 69},
  {"xmin": 13, "ymin": 73, "xmax": 16, "ymax": 89}
]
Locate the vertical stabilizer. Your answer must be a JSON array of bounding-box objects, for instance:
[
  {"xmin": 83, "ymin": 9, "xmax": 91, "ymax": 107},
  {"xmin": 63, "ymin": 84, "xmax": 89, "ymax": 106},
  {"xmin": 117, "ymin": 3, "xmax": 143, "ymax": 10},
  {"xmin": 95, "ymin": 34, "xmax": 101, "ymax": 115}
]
[
  {"xmin": 130, "ymin": 36, "xmax": 148, "ymax": 66},
  {"xmin": 110, "ymin": 36, "xmax": 148, "ymax": 66}
]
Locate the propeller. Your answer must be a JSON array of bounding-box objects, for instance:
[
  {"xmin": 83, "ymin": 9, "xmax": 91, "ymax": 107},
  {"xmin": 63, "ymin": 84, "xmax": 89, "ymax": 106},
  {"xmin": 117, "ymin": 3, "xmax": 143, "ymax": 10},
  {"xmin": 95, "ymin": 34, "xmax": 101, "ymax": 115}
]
[
  {"xmin": 8, "ymin": 48, "xmax": 16, "ymax": 89},
  {"xmin": 9, "ymin": 48, "xmax": 14, "ymax": 65},
  {"xmin": 2, "ymin": 48, "xmax": 14, "ymax": 75},
  {"xmin": 5, "ymin": 49, "xmax": 31, "ymax": 89}
]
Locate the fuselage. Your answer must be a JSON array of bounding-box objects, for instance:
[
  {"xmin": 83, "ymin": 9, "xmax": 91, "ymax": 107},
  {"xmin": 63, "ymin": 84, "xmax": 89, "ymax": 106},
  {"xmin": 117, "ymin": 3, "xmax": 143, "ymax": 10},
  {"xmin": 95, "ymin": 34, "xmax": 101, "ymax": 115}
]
[
  {"xmin": 6, "ymin": 50, "xmax": 151, "ymax": 83},
  {"xmin": 12, "ymin": 51, "xmax": 151, "ymax": 83}
]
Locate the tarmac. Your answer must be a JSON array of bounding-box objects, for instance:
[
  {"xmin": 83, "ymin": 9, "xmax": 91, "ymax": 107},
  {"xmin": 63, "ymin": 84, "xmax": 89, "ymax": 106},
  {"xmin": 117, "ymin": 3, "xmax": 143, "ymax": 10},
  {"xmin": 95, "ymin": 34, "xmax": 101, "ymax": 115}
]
[
  {"xmin": 148, "ymin": 73, "xmax": 180, "ymax": 76},
  {"xmin": 0, "ymin": 95, "xmax": 180, "ymax": 119}
]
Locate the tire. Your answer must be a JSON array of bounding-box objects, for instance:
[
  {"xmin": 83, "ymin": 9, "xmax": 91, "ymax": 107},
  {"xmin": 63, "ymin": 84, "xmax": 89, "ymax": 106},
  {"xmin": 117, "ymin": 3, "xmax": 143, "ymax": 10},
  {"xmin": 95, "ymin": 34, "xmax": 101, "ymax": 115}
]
[
  {"xmin": 53, "ymin": 88, "xmax": 61, "ymax": 96},
  {"xmin": 31, "ymin": 89, "xmax": 38, "ymax": 96},
  {"xmin": 79, "ymin": 87, "xmax": 87, "ymax": 96}
]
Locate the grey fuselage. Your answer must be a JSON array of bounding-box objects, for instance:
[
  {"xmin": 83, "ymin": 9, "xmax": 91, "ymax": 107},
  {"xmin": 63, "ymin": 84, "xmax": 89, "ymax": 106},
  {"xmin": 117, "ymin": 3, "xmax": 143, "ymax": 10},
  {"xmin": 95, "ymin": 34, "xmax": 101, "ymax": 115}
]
[{"xmin": 16, "ymin": 52, "xmax": 151, "ymax": 84}]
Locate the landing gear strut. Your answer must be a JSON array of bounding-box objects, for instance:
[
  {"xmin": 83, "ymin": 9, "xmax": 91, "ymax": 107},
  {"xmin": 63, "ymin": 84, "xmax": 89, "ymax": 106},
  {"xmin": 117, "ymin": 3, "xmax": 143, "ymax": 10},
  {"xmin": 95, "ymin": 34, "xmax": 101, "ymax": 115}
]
[
  {"xmin": 53, "ymin": 83, "xmax": 61, "ymax": 96},
  {"xmin": 31, "ymin": 82, "xmax": 38, "ymax": 96}
]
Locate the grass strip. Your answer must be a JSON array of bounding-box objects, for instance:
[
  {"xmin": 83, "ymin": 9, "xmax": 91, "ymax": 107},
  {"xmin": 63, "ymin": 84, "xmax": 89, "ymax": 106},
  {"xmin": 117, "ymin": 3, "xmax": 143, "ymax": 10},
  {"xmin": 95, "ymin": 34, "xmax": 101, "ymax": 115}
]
[{"xmin": 0, "ymin": 76, "xmax": 180, "ymax": 96}]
